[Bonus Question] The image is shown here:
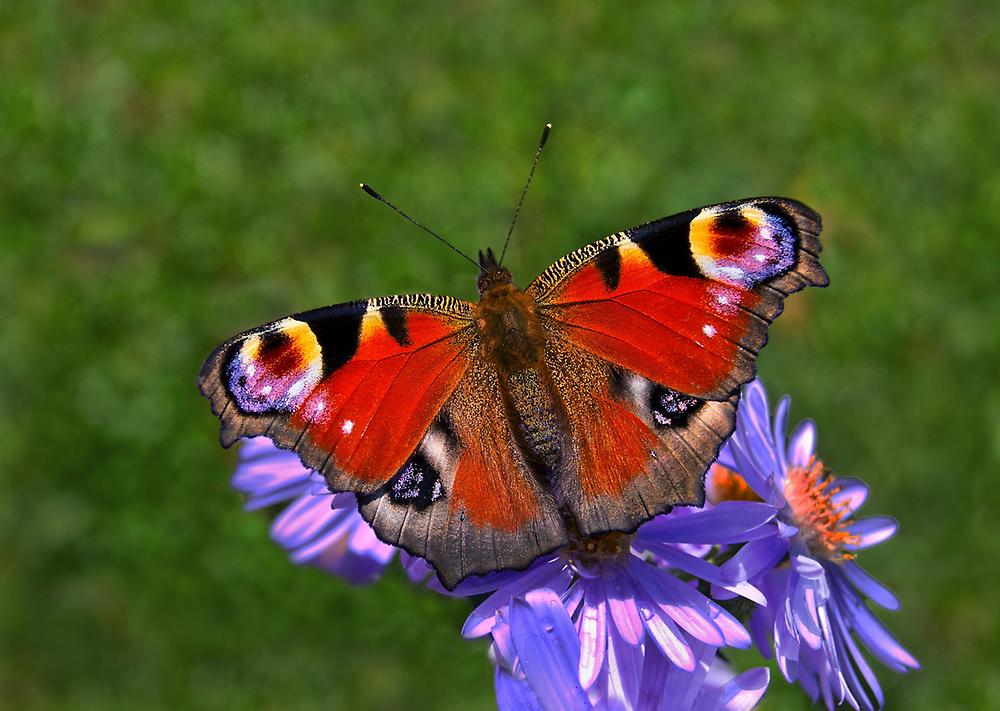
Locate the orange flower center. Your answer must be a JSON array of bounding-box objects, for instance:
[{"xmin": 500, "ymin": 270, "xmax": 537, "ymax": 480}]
[
  {"xmin": 708, "ymin": 463, "xmax": 763, "ymax": 504},
  {"xmin": 782, "ymin": 458, "xmax": 860, "ymax": 561}
]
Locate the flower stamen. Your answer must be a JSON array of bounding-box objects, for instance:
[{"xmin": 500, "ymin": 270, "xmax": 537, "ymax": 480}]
[
  {"xmin": 708, "ymin": 463, "xmax": 763, "ymax": 504},
  {"xmin": 783, "ymin": 458, "xmax": 860, "ymax": 561}
]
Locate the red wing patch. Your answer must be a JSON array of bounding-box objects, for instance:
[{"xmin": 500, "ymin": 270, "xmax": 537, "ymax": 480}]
[
  {"xmin": 449, "ymin": 433, "xmax": 540, "ymax": 532},
  {"xmin": 573, "ymin": 394, "xmax": 658, "ymax": 498},
  {"xmin": 292, "ymin": 311, "xmax": 468, "ymax": 483},
  {"xmin": 546, "ymin": 247, "xmax": 764, "ymax": 397}
]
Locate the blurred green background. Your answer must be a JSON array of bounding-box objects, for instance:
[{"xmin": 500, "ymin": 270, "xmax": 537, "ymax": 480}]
[{"xmin": 3, "ymin": 1, "xmax": 998, "ymax": 709}]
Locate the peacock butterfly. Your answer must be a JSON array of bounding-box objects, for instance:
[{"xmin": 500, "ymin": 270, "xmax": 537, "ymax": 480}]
[{"xmin": 198, "ymin": 126, "xmax": 827, "ymax": 589}]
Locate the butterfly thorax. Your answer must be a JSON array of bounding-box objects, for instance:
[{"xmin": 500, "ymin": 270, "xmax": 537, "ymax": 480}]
[{"xmin": 475, "ymin": 280, "xmax": 547, "ymax": 370}]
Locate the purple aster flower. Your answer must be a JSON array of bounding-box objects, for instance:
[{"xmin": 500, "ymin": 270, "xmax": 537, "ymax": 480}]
[
  {"xmin": 232, "ymin": 437, "xmax": 409, "ymax": 585},
  {"xmin": 690, "ymin": 380, "xmax": 919, "ymax": 710},
  {"xmin": 445, "ymin": 503, "xmax": 776, "ymax": 709},
  {"xmin": 492, "ymin": 588, "xmax": 771, "ymax": 710}
]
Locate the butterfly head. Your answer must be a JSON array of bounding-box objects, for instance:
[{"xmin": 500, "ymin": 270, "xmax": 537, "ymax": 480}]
[{"xmin": 477, "ymin": 247, "xmax": 513, "ymax": 295}]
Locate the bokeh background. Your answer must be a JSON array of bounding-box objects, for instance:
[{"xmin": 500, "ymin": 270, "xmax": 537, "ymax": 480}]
[{"xmin": 3, "ymin": 2, "xmax": 998, "ymax": 709}]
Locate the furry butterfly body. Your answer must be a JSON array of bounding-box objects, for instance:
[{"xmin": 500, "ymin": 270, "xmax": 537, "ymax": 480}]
[{"xmin": 199, "ymin": 196, "xmax": 826, "ymax": 588}]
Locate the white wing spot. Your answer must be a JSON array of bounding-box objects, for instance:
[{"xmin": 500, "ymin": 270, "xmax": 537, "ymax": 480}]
[
  {"xmin": 261, "ymin": 385, "xmax": 272, "ymax": 395},
  {"xmin": 341, "ymin": 419, "xmax": 355, "ymax": 435},
  {"xmin": 703, "ymin": 324, "xmax": 717, "ymax": 337}
]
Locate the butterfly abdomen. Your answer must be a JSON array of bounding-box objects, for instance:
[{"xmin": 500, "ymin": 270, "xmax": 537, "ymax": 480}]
[{"xmin": 501, "ymin": 366, "xmax": 570, "ymax": 483}]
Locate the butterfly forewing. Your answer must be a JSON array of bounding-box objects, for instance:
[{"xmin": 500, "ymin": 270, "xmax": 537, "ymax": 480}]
[{"xmin": 198, "ymin": 295, "xmax": 476, "ymax": 494}]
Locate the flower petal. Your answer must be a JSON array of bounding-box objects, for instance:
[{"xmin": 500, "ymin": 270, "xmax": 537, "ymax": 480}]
[
  {"xmin": 399, "ymin": 553, "xmax": 434, "ymax": 583},
  {"xmin": 715, "ymin": 442, "xmax": 739, "ymax": 472},
  {"xmin": 308, "ymin": 473, "xmax": 335, "ymax": 495},
  {"xmin": 638, "ymin": 596, "xmax": 696, "ymax": 671},
  {"xmin": 741, "ymin": 382, "xmax": 776, "ymax": 470},
  {"xmin": 792, "ymin": 554, "xmax": 826, "ymax": 581},
  {"xmin": 749, "ymin": 608, "xmax": 773, "ymax": 659},
  {"xmin": 772, "ymin": 395, "xmax": 791, "ymax": 474},
  {"xmin": 509, "ymin": 589, "xmax": 589, "ymax": 711},
  {"xmin": 239, "ymin": 479, "xmax": 311, "ymax": 510},
  {"xmin": 776, "ymin": 520, "xmax": 800, "ymax": 539},
  {"xmin": 630, "ymin": 558, "xmax": 747, "ymax": 648},
  {"xmin": 830, "ymin": 477, "xmax": 869, "ymax": 514},
  {"xmin": 792, "ymin": 578, "xmax": 823, "ymax": 649},
  {"xmin": 728, "ymin": 439, "xmax": 778, "ymax": 504},
  {"xmin": 346, "ymin": 518, "xmax": 395, "ymax": 561},
  {"xmin": 490, "ymin": 621, "xmax": 518, "ymax": 674},
  {"xmin": 845, "ymin": 516, "xmax": 898, "ymax": 549},
  {"xmin": 838, "ymin": 561, "xmax": 900, "ymax": 610},
  {"xmin": 645, "ymin": 501, "xmax": 776, "ymax": 544},
  {"xmin": 718, "ymin": 667, "xmax": 770, "ymax": 711},
  {"xmin": 462, "ymin": 559, "xmax": 567, "ymax": 638},
  {"xmin": 788, "ymin": 419, "xmax": 816, "ymax": 468},
  {"xmin": 494, "ymin": 667, "xmax": 542, "ymax": 711},
  {"xmin": 318, "ymin": 545, "xmax": 391, "ymax": 585},
  {"xmin": 737, "ymin": 382, "xmax": 785, "ymax": 486},
  {"xmin": 654, "ymin": 545, "xmax": 767, "ymax": 606},
  {"xmin": 577, "ymin": 582, "xmax": 608, "ymax": 689},
  {"xmin": 232, "ymin": 438, "xmax": 313, "ymax": 508},
  {"xmin": 606, "ymin": 626, "xmax": 643, "ymax": 709},
  {"xmin": 637, "ymin": 644, "xmax": 673, "ymax": 710},
  {"xmin": 562, "ymin": 579, "xmax": 585, "ymax": 619},
  {"xmin": 271, "ymin": 495, "xmax": 354, "ymax": 551},
  {"xmin": 606, "ymin": 570, "xmax": 645, "ymax": 646},
  {"xmin": 662, "ymin": 640, "xmax": 716, "ymax": 709},
  {"xmin": 845, "ymin": 596, "xmax": 919, "ymax": 672},
  {"xmin": 721, "ymin": 535, "xmax": 788, "ymax": 584},
  {"xmin": 828, "ymin": 594, "xmax": 885, "ymax": 709},
  {"xmin": 434, "ymin": 566, "xmax": 537, "ymax": 597}
]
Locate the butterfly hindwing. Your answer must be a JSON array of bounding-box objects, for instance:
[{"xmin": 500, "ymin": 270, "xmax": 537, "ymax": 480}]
[
  {"xmin": 545, "ymin": 334, "xmax": 738, "ymax": 535},
  {"xmin": 357, "ymin": 358, "xmax": 568, "ymax": 589}
]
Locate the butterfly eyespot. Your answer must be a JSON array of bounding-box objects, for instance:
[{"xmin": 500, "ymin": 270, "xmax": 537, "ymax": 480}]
[
  {"xmin": 223, "ymin": 319, "xmax": 323, "ymax": 414},
  {"xmin": 689, "ymin": 206, "xmax": 796, "ymax": 287},
  {"xmin": 387, "ymin": 453, "xmax": 446, "ymax": 510},
  {"xmin": 650, "ymin": 387, "xmax": 702, "ymax": 430}
]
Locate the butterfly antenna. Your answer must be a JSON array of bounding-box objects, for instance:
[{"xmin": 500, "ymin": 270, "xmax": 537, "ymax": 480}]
[
  {"xmin": 499, "ymin": 123, "xmax": 551, "ymax": 267},
  {"xmin": 359, "ymin": 183, "xmax": 479, "ymax": 269}
]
